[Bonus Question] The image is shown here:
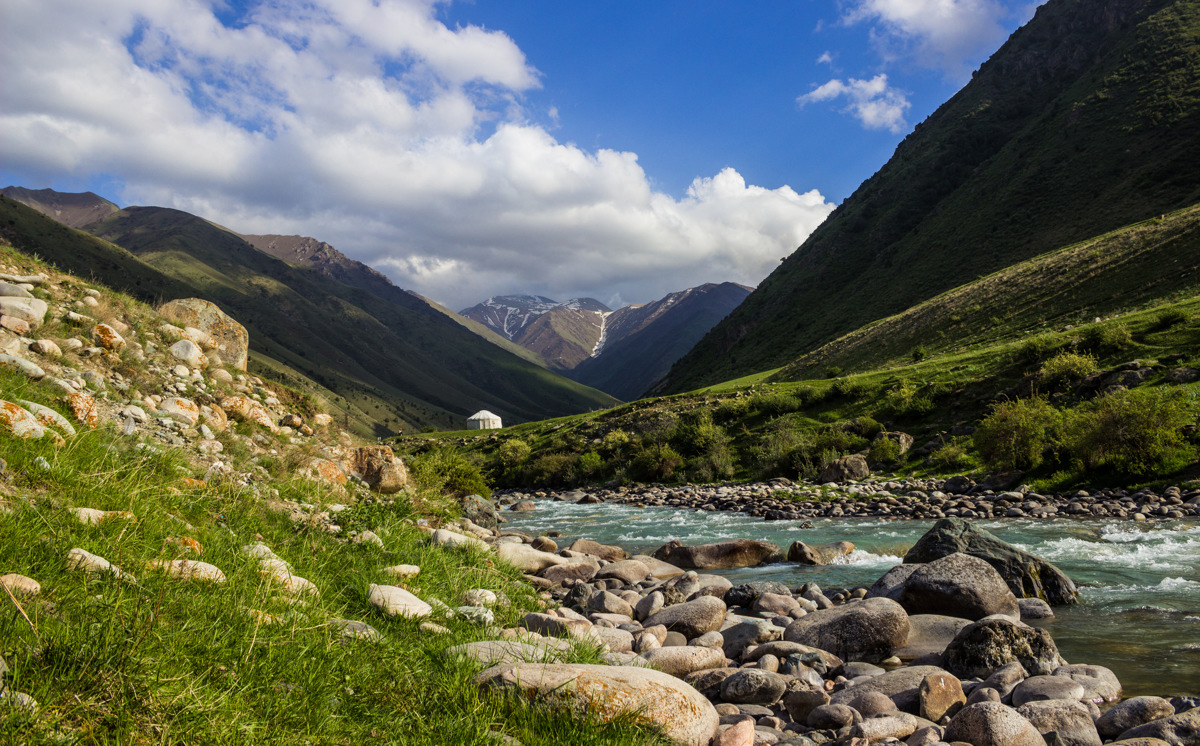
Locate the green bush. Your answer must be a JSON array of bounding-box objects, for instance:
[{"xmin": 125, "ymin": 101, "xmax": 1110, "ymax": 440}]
[
  {"xmin": 869, "ymin": 436, "xmax": 901, "ymax": 465},
  {"xmin": 830, "ymin": 376, "xmax": 868, "ymax": 401},
  {"xmin": 600, "ymin": 429, "xmax": 631, "ymax": 457},
  {"xmin": 749, "ymin": 391, "xmax": 802, "ymax": 416},
  {"xmin": 672, "ymin": 410, "xmax": 728, "ymax": 458},
  {"xmin": 755, "ymin": 422, "xmax": 812, "ymax": 478},
  {"xmin": 813, "ymin": 427, "xmax": 869, "ymax": 456},
  {"xmin": 1063, "ymin": 388, "xmax": 1197, "ymax": 476},
  {"xmin": 1081, "ymin": 321, "xmax": 1132, "ymax": 351},
  {"xmin": 974, "ymin": 397, "xmax": 1061, "ymax": 471},
  {"xmin": 577, "ymin": 451, "xmax": 605, "ymax": 479},
  {"xmin": 1017, "ymin": 333, "xmax": 1060, "ymax": 363},
  {"xmin": 883, "ymin": 379, "xmax": 935, "ymax": 417},
  {"xmin": 628, "ymin": 444, "xmax": 683, "ymax": 482},
  {"xmin": 911, "ymin": 345, "xmax": 928, "ymax": 362},
  {"xmin": 409, "ymin": 448, "xmax": 492, "ymax": 498},
  {"xmin": 847, "ymin": 416, "xmax": 884, "ymax": 438},
  {"xmin": 713, "ymin": 397, "xmax": 750, "ymax": 422},
  {"xmin": 496, "ymin": 438, "xmax": 532, "ymax": 473},
  {"xmin": 525, "ymin": 452, "xmax": 579, "ymax": 487},
  {"xmin": 1038, "ymin": 351, "xmax": 1099, "ymax": 387},
  {"xmin": 1153, "ymin": 307, "xmax": 1190, "ymax": 331},
  {"xmin": 930, "ymin": 441, "xmax": 971, "ymax": 470}
]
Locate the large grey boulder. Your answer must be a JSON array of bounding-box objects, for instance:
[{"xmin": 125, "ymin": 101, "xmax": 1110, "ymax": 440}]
[
  {"xmin": 1116, "ymin": 707, "xmax": 1200, "ymax": 746},
  {"xmin": 787, "ymin": 540, "xmax": 855, "ymax": 565},
  {"xmin": 893, "ymin": 614, "xmax": 971, "ymax": 660},
  {"xmin": 718, "ymin": 669, "xmax": 788, "ymax": 706},
  {"xmin": 904, "ymin": 518, "xmax": 1079, "ymax": 605},
  {"xmin": 783, "ymin": 597, "xmax": 909, "ymax": 663},
  {"xmin": 638, "ymin": 646, "xmax": 725, "ymax": 678},
  {"xmin": 944, "ymin": 702, "xmax": 1048, "ymax": 746},
  {"xmin": 158, "ymin": 298, "xmax": 250, "ymax": 370},
  {"xmin": 720, "ymin": 620, "xmax": 782, "ymax": 659},
  {"xmin": 942, "ymin": 616, "xmax": 1060, "ymax": 679},
  {"xmin": 460, "ymin": 494, "xmax": 498, "ymax": 530},
  {"xmin": 724, "ymin": 580, "xmax": 791, "ymax": 608},
  {"xmin": 651, "ymin": 539, "xmax": 782, "ymax": 570},
  {"xmin": 1053, "ymin": 663, "xmax": 1122, "ymax": 704},
  {"xmin": 1097, "ymin": 697, "xmax": 1177, "ymax": 741},
  {"xmin": 475, "ymin": 663, "xmax": 719, "ymax": 746},
  {"xmin": 866, "ymin": 564, "xmax": 921, "ymax": 602},
  {"xmin": 818, "ymin": 454, "xmax": 869, "ymax": 482},
  {"xmin": 643, "ymin": 596, "xmax": 727, "ymax": 639},
  {"xmin": 1017, "ymin": 699, "xmax": 1102, "ymax": 746},
  {"xmin": 829, "ymin": 665, "xmax": 949, "ymax": 714},
  {"xmin": 899, "ymin": 552, "xmax": 1021, "ymax": 620}
]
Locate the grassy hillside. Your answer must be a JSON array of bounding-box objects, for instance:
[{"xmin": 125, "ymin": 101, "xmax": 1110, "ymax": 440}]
[
  {"xmin": 2, "ymin": 196, "xmax": 618, "ymax": 433},
  {"xmin": 411, "ymin": 289, "xmax": 1200, "ymax": 493},
  {"xmin": 659, "ymin": 0, "xmax": 1200, "ymax": 393},
  {"xmin": 775, "ymin": 203, "xmax": 1200, "ymax": 379}
]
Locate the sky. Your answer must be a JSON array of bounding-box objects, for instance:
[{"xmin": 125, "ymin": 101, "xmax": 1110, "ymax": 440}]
[{"xmin": 0, "ymin": 0, "xmax": 1043, "ymax": 311}]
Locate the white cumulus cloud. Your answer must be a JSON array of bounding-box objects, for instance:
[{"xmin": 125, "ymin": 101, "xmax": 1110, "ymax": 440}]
[
  {"xmin": 798, "ymin": 74, "xmax": 911, "ymax": 133},
  {"xmin": 0, "ymin": 0, "xmax": 837, "ymax": 310},
  {"xmin": 844, "ymin": 0, "xmax": 1012, "ymax": 79}
]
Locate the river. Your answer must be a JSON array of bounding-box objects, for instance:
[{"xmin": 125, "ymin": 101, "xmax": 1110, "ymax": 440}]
[{"xmin": 501, "ymin": 500, "xmax": 1200, "ymax": 697}]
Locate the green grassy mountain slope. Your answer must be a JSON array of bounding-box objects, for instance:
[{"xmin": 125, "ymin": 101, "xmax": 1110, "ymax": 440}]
[
  {"xmin": 1, "ymin": 195, "xmax": 617, "ymax": 431},
  {"xmin": 658, "ymin": 0, "xmax": 1200, "ymax": 393},
  {"xmin": 0, "ymin": 186, "xmax": 119, "ymax": 229},
  {"xmin": 776, "ymin": 203, "xmax": 1200, "ymax": 379}
]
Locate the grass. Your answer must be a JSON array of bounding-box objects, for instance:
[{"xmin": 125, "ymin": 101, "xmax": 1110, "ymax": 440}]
[{"xmin": 0, "ymin": 367, "xmax": 669, "ymax": 745}]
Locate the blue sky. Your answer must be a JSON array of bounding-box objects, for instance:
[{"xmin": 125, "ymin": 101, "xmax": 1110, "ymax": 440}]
[{"xmin": 0, "ymin": 0, "xmax": 1041, "ymax": 309}]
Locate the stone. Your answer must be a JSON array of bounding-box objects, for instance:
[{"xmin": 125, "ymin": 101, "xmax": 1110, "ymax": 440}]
[
  {"xmin": 0, "ymin": 297, "xmax": 48, "ymax": 329},
  {"xmin": 724, "ymin": 581, "xmax": 791, "ymax": 609},
  {"xmin": 1016, "ymin": 699, "xmax": 1101, "ymax": 746},
  {"xmin": 843, "ymin": 690, "xmax": 898, "ymax": 717},
  {"xmin": 18, "ymin": 400, "xmax": 76, "ymax": 437},
  {"xmin": 568, "ymin": 538, "xmax": 628, "ymax": 561},
  {"xmin": 158, "ymin": 298, "xmax": 249, "ymax": 370},
  {"xmin": 589, "ymin": 590, "xmax": 634, "ymax": 617},
  {"xmin": 817, "ymin": 454, "xmax": 869, "ymax": 482},
  {"xmin": 830, "ymin": 665, "xmax": 949, "ymax": 714},
  {"xmin": 368, "ymin": 584, "xmax": 431, "ymax": 617},
  {"xmin": 476, "ymin": 663, "xmax": 719, "ymax": 746},
  {"xmin": 0, "ymin": 574, "xmax": 40, "ymax": 597},
  {"xmin": 0, "ymin": 355, "xmax": 44, "ymax": 381},
  {"xmin": 866, "ymin": 564, "xmax": 922, "ymax": 602},
  {"xmin": 632, "ymin": 554, "xmax": 687, "ymax": 579},
  {"xmin": 1053, "ymin": 664, "xmax": 1122, "ymax": 704},
  {"xmin": 447, "ymin": 640, "xmax": 561, "ymax": 667},
  {"xmin": 944, "ymin": 702, "xmax": 1048, "ymax": 746},
  {"xmin": 847, "ymin": 713, "xmax": 920, "ymax": 742},
  {"xmin": 496, "ymin": 543, "xmax": 568, "ymax": 573},
  {"xmin": 920, "ymin": 670, "xmax": 966, "ymax": 721},
  {"xmin": 169, "ymin": 339, "xmax": 207, "ymax": 368},
  {"xmin": 752, "ymin": 592, "xmax": 800, "ymax": 616},
  {"xmin": 220, "ymin": 396, "xmax": 279, "ymax": 433},
  {"xmin": 1115, "ymin": 707, "xmax": 1200, "ymax": 746},
  {"xmin": 330, "ymin": 619, "xmax": 383, "ymax": 643},
  {"xmin": 66, "ymin": 548, "xmax": 134, "ymax": 581},
  {"xmin": 29, "ymin": 339, "xmax": 61, "ymax": 358},
  {"xmin": 741, "ymin": 641, "xmax": 842, "ymax": 670},
  {"xmin": 460, "ymin": 494, "xmax": 498, "ymax": 530},
  {"xmin": 520, "ymin": 613, "xmax": 595, "ymax": 641},
  {"xmin": 382, "ymin": 564, "xmax": 421, "ymax": 579},
  {"xmin": 595, "ymin": 559, "xmax": 653, "ymax": 584},
  {"xmin": 782, "ymin": 689, "xmax": 830, "ymax": 724},
  {"xmin": 65, "ymin": 392, "xmax": 99, "ymax": 428},
  {"xmin": 538, "ymin": 562, "xmax": 598, "ymax": 584},
  {"xmin": 343, "ymin": 446, "xmax": 408, "ymax": 493},
  {"xmin": 904, "ymin": 518, "xmax": 1078, "ymax": 605},
  {"xmin": 159, "ymin": 396, "xmax": 200, "ymax": 426},
  {"xmin": 147, "ymin": 559, "xmax": 226, "ymax": 583},
  {"xmin": 510, "ymin": 500, "xmax": 537, "ymax": 512},
  {"xmin": 652, "ymin": 539, "xmax": 783, "ymax": 570},
  {"xmin": 90, "ymin": 323, "xmax": 125, "ymax": 350},
  {"xmin": 644, "ymin": 596, "xmax": 727, "ymax": 639},
  {"xmin": 592, "ymin": 626, "xmax": 634, "ymax": 653},
  {"xmin": 718, "ymin": 668, "xmax": 788, "ymax": 706},
  {"xmin": 721, "ymin": 620, "xmax": 782, "ymax": 659},
  {"xmin": 783, "ymin": 597, "xmax": 909, "ymax": 663},
  {"xmin": 899, "ymin": 552, "xmax": 1021, "ymax": 621},
  {"xmin": 1019, "ymin": 598, "xmax": 1055, "ymax": 620},
  {"xmin": 72, "ymin": 507, "xmax": 135, "ymax": 525},
  {"xmin": 431, "ymin": 528, "xmax": 489, "ymax": 551},
  {"xmin": 1097, "ymin": 697, "xmax": 1177, "ymax": 740},
  {"xmin": 0, "ymin": 315, "xmax": 30, "ymax": 335},
  {"xmin": 1012, "ymin": 675, "xmax": 1086, "ymax": 706},
  {"xmin": 942, "ymin": 616, "xmax": 1060, "ymax": 679},
  {"xmin": 303, "ymin": 458, "xmax": 348, "ymax": 486},
  {"xmin": 716, "ymin": 719, "xmax": 754, "ymax": 746},
  {"xmin": 893, "ymin": 614, "xmax": 971, "ymax": 660},
  {"xmin": 0, "ymin": 281, "xmax": 32, "ymax": 298},
  {"xmin": 808, "ymin": 704, "xmax": 862, "ymax": 729},
  {"xmin": 639, "ymin": 646, "xmax": 726, "ymax": 677},
  {"xmin": 787, "ymin": 540, "xmax": 856, "ymax": 565}
]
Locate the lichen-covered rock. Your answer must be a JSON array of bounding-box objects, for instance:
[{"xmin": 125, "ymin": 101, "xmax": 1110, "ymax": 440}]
[
  {"xmin": 945, "ymin": 702, "xmax": 1048, "ymax": 746},
  {"xmin": 169, "ymin": 339, "xmax": 208, "ymax": 368},
  {"xmin": 220, "ymin": 396, "xmax": 279, "ymax": 433},
  {"xmin": 942, "ymin": 616, "xmax": 1060, "ymax": 679},
  {"xmin": 90, "ymin": 323, "xmax": 125, "ymax": 350},
  {"xmin": 303, "ymin": 458, "xmax": 348, "ymax": 486},
  {"xmin": 159, "ymin": 396, "xmax": 200, "ymax": 426},
  {"xmin": 159, "ymin": 298, "xmax": 249, "ymax": 370},
  {"xmin": 475, "ymin": 663, "xmax": 719, "ymax": 746},
  {"xmin": 652, "ymin": 539, "xmax": 782, "ymax": 570},
  {"xmin": 342, "ymin": 445, "xmax": 408, "ymax": 494},
  {"xmin": 66, "ymin": 392, "xmax": 99, "ymax": 428},
  {"xmin": 18, "ymin": 400, "xmax": 76, "ymax": 437},
  {"xmin": 1, "ymin": 400, "xmax": 53, "ymax": 441},
  {"xmin": 0, "ymin": 296, "xmax": 48, "ymax": 329},
  {"xmin": 899, "ymin": 552, "xmax": 1021, "ymax": 621},
  {"xmin": 0, "ymin": 354, "xmax": 44, "ymax": 380}
]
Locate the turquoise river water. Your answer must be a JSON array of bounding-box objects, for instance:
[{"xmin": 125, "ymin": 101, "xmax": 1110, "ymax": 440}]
[{"xmin": 501, "ymin": 501, "xmax": 1200, "ymax": 697}]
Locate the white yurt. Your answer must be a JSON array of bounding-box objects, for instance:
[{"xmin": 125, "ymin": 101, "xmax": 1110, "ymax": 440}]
[{"xmin": 467, "ymin": 410, "xmax": 502, "ymax": 430}]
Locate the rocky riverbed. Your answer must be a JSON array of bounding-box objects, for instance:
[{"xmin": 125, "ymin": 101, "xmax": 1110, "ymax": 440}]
[
  {"xmin": 435, "ymin": 488, "xmax": 1200, "ymax": 746},
  {"xmin": 496, "ymin": 476, "xmax": 1200, "ymax": 523}
]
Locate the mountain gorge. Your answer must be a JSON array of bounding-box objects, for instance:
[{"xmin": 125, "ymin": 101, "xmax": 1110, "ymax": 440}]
[
  {"xmin": 658, "ymin": 0, "xmax": 1200, "ymax": 393},
  {"xmin": 462, "ymin": 284, "xmax": 752, "ymax": 399}
]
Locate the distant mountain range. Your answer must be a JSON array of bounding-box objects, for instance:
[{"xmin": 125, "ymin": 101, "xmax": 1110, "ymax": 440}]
[
  {"xmin": 658, "ymin": 0, "xmax": 1200, "ymax": 393},
  {"xmin": 0, "ymin": 187, "xmax": 618, "ymax": 433},
  {"xmin": 461, "ymin": 283, "xmax": 752, "ymax": 400}
]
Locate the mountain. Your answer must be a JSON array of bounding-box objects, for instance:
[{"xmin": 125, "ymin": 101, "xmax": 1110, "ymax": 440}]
[
  {"xmin": 657, "ymin": 0, "xmax": 1200, "ymax": 393},
  {"xmin": 570, "ymin": 283, "xmax": 752, "ymax": 400},
  {"xmin": 0, "ymin": 186, "xmax": 118, "ymax": 229},
  {"xmin": 460, "ymin": 296, "xmax": 611, "ymax": 370},
  {"xmin": 1, "ymin": 191, "xmax": 618, "ymax": 432}
]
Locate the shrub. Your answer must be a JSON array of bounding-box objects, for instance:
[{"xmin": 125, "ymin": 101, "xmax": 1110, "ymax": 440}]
[
  {"xmin": 813, "ymin": 427, "xmax": 869, "ymax": 456},
  {"xmin": 1081, "ymin": 322, "xmax": 1132, "ymax": 351},
  {"xmin": 847, "ymin": 416, "xmax": 884, "ymax": 438},
  {"xmin": 974, "ymin": 397, "xmax": 1061, "ymax": 471},
  {"xmin": 1038, "ymin": 351, "xmax": 1099, "ymax": 387},
  {"xmin": 409, "ymin": 448, "xmax": 492, "ymax": 498},
  {"xmin": 830, "ymin": 377, "xmax": 868, "ymax": 401},
  {"xmin": 911, "ymin": 345, "xmax": 928, "ymax": 362},
  {"xmin": 1153, "ymin": 307, "xmax": 1190, "ymax": 330},
  {"xmin": 1017, "ymin": 333, "xmax": 1060, "ymax": 363},
  {"xmin": 713, "ymin": 397, "xmax": 750, "ymax": 422},
  {"xmin": 883, "ymin": 379, "xmax": 935, "ymax": 417},
  {"xmin": 496, "ymin": 438, "xmax": 531, "ymax": 473},
  {"xmin": 1063, "ymin": 388, "xmax": 1197, "ymax": 476},
  {"xmin": 673, "ymin": 410, "xmax": 728, "ymax": 458},
  {"xmin": 525, "ymin": 452, "xmax": 579, "ymax": 487},
  {"xmin": 749, "ymin": 391, "xmax": 801, "ymax": 416},
  {"xmin": 825, "ymin": 366, "xmax": 843, "ymax": 379},
  {"xmin": 577, "ymin": 451, "xmax": 605, "ymax": 479},
  {"xmin": 628, "ymin": 444, "xmax": 683, "ymax": 482},
  {"xmin": 930, "ymin": 441, "xmax": 971, "ymax": 470},
  {"xmin": 600, "ymin": 429, "xmax": 631, "ymax": 457},
  {"xmin": 869, "ymin": 436, "xmax": 901, "ymax": 465},
  {"xmin": 755, "ymin": 422, "xmax": 812, "ymax": 478}
]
